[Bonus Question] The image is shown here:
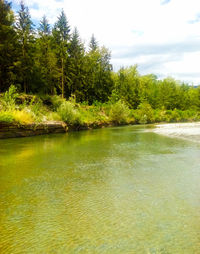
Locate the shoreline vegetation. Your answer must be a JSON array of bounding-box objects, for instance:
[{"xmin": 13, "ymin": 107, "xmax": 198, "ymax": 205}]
[
  {"xmin": 1, "ymin": 0, "xmax": 200, "ymax": 138},
  {"xmin": 0, "ymin": 85, "xmax": 200, "ymax": 139}
]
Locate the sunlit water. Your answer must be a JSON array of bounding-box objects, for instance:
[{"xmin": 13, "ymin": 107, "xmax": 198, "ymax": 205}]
[{"xmin": 1, "ymin": 125, "xmax": 200, "ymax": 253}]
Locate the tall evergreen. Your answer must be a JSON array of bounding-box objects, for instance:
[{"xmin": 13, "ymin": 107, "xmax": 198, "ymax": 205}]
[
  {"xmin": 89, "ymin": 34, "xmax": 98, "ymax": 51},
  {"xmin": 36, "ymin": 16, "xmax": 58, "ymax": 94},
  {"xmin": 0, "ymin": 0, "xmax": 17, "ymax": 92},
  {"xmin": 67, "ymin": 27, "xmax": 86, "ymax": 101},
  {"xmin": 16, "ymin": 1, "xmax": 35, "ymax": 93},
  {"xmin": 52, "ymin": 9, "xmax": 70, "ymax": 98}
]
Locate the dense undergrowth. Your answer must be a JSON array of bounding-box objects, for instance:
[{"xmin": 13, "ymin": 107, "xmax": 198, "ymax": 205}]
[{"xmin": 0, "ymin": 85, "xmax": 200, "ymax": 127}]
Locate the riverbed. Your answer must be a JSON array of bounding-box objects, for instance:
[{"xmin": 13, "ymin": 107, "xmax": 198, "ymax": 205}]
[{"xmin": 0, "ymin": 124, "xmax": 200, "ymax": 253}]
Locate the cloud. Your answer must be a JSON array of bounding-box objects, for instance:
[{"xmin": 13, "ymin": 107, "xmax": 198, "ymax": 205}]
[
  {"xmin": 172, "ymin": 72, "xmax": 200, "ymax": 78},
  {"xmin": 114, "ymin": 40, "xmax": 200, "ymax": 59},
  {"xmin": 188, "ymin": 13, "xmax": 200, "ymax": 24},
  {"xmin": 160, "ymin": 0, "xmax": 171, "ymax": 5}
]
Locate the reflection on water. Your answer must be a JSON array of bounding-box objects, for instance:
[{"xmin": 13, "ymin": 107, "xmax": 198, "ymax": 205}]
[{"xmin": 1, "ymin": 126, "xmax": 200, "ymax": 253}]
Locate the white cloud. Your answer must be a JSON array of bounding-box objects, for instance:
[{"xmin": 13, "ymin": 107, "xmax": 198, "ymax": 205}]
[{"xmin": 12, "ymin": 0, "xmax": 200, "ymax": 84}]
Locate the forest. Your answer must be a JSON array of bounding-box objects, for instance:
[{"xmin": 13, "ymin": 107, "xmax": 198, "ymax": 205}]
[{"xmin": 1, "ymin": 0, "xmax": 200, "ymax": 126}]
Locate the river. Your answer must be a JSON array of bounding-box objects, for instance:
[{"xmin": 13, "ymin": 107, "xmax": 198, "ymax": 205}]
[{"xmin": 0, "ymin": 124, "xmax": 200, "ymax": 253}]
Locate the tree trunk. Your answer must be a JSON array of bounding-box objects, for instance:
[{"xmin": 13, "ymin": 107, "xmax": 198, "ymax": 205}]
[
  {"xmin": 22, "ymin": 45, "xmax": 27, "ymax": 93},
  {"xmin": 61, "ymin": 57, "xmax": 64, "ymax": 98}
]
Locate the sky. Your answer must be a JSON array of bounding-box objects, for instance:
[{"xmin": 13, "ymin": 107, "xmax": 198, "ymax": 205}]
[{"xmin": 12, "ymin": 0, "xmax": 200, "ymax": 85}]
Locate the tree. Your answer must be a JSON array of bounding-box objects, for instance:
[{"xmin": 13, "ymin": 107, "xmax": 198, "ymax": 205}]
[
  {"xmin": 0, "ymin": 0, "xmax": 17, "ymax": 92},
  {"xmin": 85, "ymin": 45, "xmax": 113, "ymax": 103},
  {"xmin": 113, "ymin": 66, "xmax": 140, "ymax": 108},
  {"xmin": 52, "ymin": 9, "xmax": 70, "ymax": 98},
  {"xmin": 16, "ymin": 1, "xmax": 35, "ymax": 93},
  {"xmin": 89, "ymin": 34, "xmax": 98, "ymax": 51},
  {"xmin": 36, "ymin": 16, "xmax": 58, "ymax": 94},
  {"xmin": 67, "ymin": 27, "xmax": 86, "ymax": 101}
]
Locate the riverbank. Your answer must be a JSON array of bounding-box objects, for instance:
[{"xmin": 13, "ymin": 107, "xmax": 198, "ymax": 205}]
[
  {"xmin": 1, "ymin": 120, "xmax": 200, "ymax": 139},
  {"xmin": 0, "ymin": 121, "xmax": 67, "ymax": 139},
  {"xmin": 1, "ymin": 87, "xmax": 200, "ymax": 139},
  {"xmin": 0, "ymin": 120, "xmax": 119, "ymax": 139}
]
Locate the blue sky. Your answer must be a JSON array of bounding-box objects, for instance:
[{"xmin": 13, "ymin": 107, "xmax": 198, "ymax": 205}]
[{"xmin": 12, "ymin": 0, "xmax": 200, "ymax": 85}]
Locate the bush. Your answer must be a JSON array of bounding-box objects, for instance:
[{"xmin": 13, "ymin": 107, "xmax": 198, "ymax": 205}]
[
  {"xmin": 109, "ymin": 100, "xmax": 130, "ymax": 124},
  {"xmin": 57, "ymin": 101, "xmax": 82, "ymax": 125},
  {"xmin": 27, "ymin": 97, "xmax": 46, "ymax": 122},
  {"xmin": 78, "ymin": 106, "xmax": 109, "ymax": 125},
  {"xmin": 0, "ymin": 111, "xmax": 14, "ymax": 123},
  {"xmin": 0, "ymin": 109, "xmax": 34, "ymax": 124},
  {"xmin": 12, "ymin": 110, "xmax": 34, "ymax": 124},
  {"xmin": 46, "ymin": 112, "xmax": 61, "ymax": 121},
  {"xmin": 51, "ymin": 95, "xmax": 65, "ymax": 111},
  {"xmin": 135, "ymin": 102, "xmax": 154, "ymax": 124},
  {"xmin": 1, "ymin": 85, "xmax": 18, "ymax": 110},
  {"xmin": 154, "ymin": 108, "xmax": 169, "ymax": 122}
]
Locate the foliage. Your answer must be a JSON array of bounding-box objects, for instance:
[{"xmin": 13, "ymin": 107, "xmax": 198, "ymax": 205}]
[
  {"xmin": 78, "ymin": 105, "xmax": 108, "ymax": 125},
  {"xmin": 0, "ymin": 111, "xmax": 14, "ymax": 123},
  {"xmin": 1, "ymin": 85, "xmax": 18, "ymax": 110},
  {"xmin": 134, "ymin": 102, "xmax": 154, "ymax": 124},
  {"xmin": 12, "ymin": 109, "xmax": 34, "ymax": 124},
  {"xmin": 46, "ymin": 112, "xmax": 61, "ymax": 121},
  {"xmin": 57, "ymin": 101, "xmax": 81, "ymax": 125},
  {"xmin": 50, "ymin": 95, "xmax": 65, "ymax": 110},
  {"xmin": 109, "ymin": 100, "xmax": 130, "ymax": 124},
  {"xmin": 0, "ymin": 0, "xmax": 18, "ymax": 91},
  {"xmin": 15, "ymin": 1, "xmax": 35, "ymax": 93},
  {"xmin": 52, "ymin": 9, "xmax": 70, "ymax": 98}
]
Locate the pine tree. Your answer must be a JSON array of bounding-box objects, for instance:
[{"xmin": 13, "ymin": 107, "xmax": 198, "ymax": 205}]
[
  {"xmin": 16, "ymin": 1, "xmax": 35, "ymax": 93},
  {"xmin": 0, "ymin": 0, "xmax": 17, "ymax": 92},
  {"xmin": 38, "ymin": 15, "xmax": 50, "ymax": 37},
  {"xmin": 36, "ymin": 16, "xmax": 58, "ymax": 94},
  {"xmin": 52, "ymin": 9, "xmax": 70, "ymax": 98},
  {"xmin": 89, "ymin": 34, "xmax": 98, "ymax": 51},
  {"xmin": 67, "ymin": 27, "xmax": 86, "ymax": 101}
]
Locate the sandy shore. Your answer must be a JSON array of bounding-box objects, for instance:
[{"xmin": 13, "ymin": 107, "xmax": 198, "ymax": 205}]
[{"xmin": 152, "ymin": 122, "xmax": 200, "ymax": 142}]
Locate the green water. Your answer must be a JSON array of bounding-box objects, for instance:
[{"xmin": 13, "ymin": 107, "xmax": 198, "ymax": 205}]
[{"xmin": 1, "ymin": 125, "xmax": 200, "ymax": 253}]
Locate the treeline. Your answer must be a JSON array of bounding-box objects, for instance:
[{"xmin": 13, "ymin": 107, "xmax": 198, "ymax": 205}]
[
  {"xmin": 111, "ymin": 66, "xmax": 200, "ymax": 111},
  {"xmin": 0, "ymin": 0, "xmax": 113, "ymax": 103},
  {"xmin": 1, "ymin": 0, "xmax": 200, "ymax": 112}
]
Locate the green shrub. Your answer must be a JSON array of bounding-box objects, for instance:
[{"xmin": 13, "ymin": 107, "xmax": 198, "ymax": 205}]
[
  {"xmin": 57, "ymin": 101, "xmax": 82, "ymax": 125},
  {"xmin": 12, "ymin": 110, "xmax": 34, "ymax": 124},
  {"xmin": 0, "ymin": 111, "xmax": 14, "ymax": 123},
  {"xmin": 46, "ymin": 112, "xmax": 61, "ymax": 121},
  {"xmin": 28, "ymin": 97, "xmax": 47, "ymax": 122},
  {"xmin": 1, "ymin": 85, "xmax": 18, "ymax": 110},
  {"xmin": 109, "ymin": 100, "xmax": 130, "ymax": 124},
  {"xmin": 135, "ymin": 102, "xmax": 154, "ymax": 124},
  {"xmin": 154, "ymin": 108, "xmax": 170, "ymax": 122},
  {"xmin": 78, "ymin": 106, "xmax": 109, "ymax": 125},
  {"xmin": 51, "ymin": 95, "xmax": 65, "ymax": 111}
]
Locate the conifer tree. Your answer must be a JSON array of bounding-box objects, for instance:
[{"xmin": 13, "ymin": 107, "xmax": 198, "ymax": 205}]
[
  {"xmin": 67, "ymin": 27, "xmax": 86, "ymax": 100},
  {"xmin": 36, "ymin": 16, "xmax": 58, "ymax": 94},
  {"xmin": 52, "ymin": 10, "xmax": 70, "ymax": 98},
  {"xmin": 16, "ymin": 1, "xmax": 35, "ymax": 93},
  {"xmin": 0, "ymin": 0, "xmax": 17, "ymax": 92},
  {"xmin": 89, "ymin": 34, "xmax": 98, "ymax": 51}
]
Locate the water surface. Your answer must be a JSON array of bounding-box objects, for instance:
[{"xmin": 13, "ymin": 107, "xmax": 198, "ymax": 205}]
[{"xmin": 1, "ymin": 125, "xmax": 200, "ymax": 253}]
